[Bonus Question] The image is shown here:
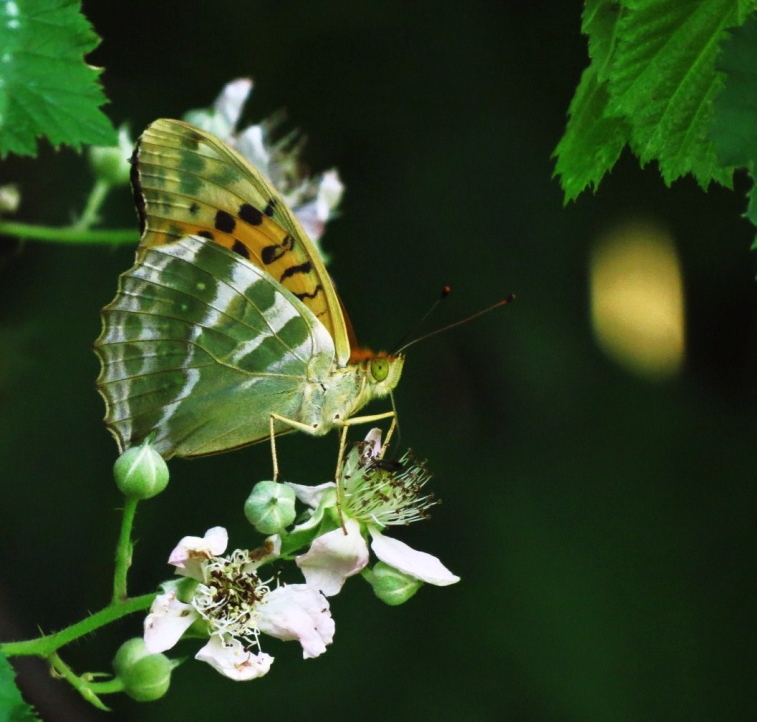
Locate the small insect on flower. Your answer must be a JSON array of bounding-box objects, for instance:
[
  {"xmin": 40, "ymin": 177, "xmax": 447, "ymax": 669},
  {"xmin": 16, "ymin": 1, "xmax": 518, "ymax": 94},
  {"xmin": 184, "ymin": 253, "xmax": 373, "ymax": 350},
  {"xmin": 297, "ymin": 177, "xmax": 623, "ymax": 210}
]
[{"xmin": 287, "ymin": 429, "xmax": 460, "ymax": 598}]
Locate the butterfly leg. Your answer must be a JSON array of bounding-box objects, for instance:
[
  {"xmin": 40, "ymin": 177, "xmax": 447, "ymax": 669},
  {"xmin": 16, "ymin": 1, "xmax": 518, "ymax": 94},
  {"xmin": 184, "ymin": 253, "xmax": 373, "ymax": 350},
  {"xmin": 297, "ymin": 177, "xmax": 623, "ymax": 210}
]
[
  {"xmin": 377, "ymin": 416, "xmax": 398, "ymax": 460},
  {"xmin": 334, "ymin": 425, "xmax": 350, "ymax": 531},
  {"xmin": 269, "ymin": 416, "xmax": 281, "ymax": 481}
]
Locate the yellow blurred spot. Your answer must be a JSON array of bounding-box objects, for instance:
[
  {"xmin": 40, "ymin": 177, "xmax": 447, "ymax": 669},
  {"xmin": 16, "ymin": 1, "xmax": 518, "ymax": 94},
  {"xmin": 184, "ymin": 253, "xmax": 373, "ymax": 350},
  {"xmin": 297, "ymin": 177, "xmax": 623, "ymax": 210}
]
[{"xmin": 590, "ymin": 221, "xmax": 685, "ymax": 379}]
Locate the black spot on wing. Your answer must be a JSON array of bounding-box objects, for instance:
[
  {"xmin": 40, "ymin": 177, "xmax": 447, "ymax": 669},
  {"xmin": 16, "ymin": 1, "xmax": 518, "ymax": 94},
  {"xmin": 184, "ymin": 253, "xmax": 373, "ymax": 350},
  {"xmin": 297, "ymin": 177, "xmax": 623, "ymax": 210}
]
[
  {"xmin": 280, "ymin": 261, "xmax": 312, "ymax": 282},
  {"xmin": 239, "ymin": 203, "xmax": 263, "ymax": 226},
  {"xmin": 197, "ymin": 230, "xmax": 215, "ymax": 240},
  {"xmin": 189, "ymin": 202, "xmax": 200, "ymax": 216},
  {"xmin": 294, "ymin": 284, "xmax": 323, "ymax": 302},
  {"xmin": 232, "ymin": 240, "xmax": 250, "ymax": 259},
  {"xmin": 262, "ymin": 245, "xmax": 284, "ymax": 264},
  {"xmin": 215, "ymin": 210, "xmax": 236, "ymax": 233},
  {"xmin": 261, "ymin": 235, "xmax": 295, "ymax": 265},
  {"xmin": 264, "ymin": 199, "xmax": 277, "ymax": 217}
]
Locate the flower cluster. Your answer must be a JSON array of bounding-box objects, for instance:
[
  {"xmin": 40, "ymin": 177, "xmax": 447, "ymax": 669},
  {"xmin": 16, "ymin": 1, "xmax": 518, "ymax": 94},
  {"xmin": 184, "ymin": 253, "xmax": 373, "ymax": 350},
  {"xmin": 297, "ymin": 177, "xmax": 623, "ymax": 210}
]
[
  {"xmin": 144, "ymin": 429, "xmax": 458, "ymax": 681},
  {"xmin": 184, "ymin": 78, "xmax": 343, "ymax": 257}
]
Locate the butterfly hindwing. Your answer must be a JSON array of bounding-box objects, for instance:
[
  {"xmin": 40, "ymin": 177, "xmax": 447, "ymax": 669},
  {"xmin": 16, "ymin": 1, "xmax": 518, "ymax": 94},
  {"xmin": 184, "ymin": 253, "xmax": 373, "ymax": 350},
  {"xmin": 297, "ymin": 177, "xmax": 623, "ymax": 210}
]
[
  {"xmin": 133, "ymin": 118, "xmax": 352, "ymax": 364},
  {"xmin": 96, "ymin": 235, "xmax": 336, "ymax": 457}
]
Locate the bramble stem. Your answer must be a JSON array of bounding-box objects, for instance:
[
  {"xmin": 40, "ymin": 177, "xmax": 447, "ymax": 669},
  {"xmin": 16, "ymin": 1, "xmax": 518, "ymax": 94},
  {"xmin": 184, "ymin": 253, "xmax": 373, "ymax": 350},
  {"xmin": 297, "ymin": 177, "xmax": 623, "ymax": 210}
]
[
  {"xmin": 73, "ymin": 178, "xmax": 111, "ymax": 231},
  {"xmin": 49, "ymin": 652, "xmax": 112, "ymax": 711},
  {"xmin": 0, "ymin": 594, "xmax": 155, "ymax": 658},
  {"xmin": 113, "ymin": 498, "xmax": 139, "ymax": 602},
  {"xmin": 0, "ymin": 220, "xmax": 136, "ymax": 244}
]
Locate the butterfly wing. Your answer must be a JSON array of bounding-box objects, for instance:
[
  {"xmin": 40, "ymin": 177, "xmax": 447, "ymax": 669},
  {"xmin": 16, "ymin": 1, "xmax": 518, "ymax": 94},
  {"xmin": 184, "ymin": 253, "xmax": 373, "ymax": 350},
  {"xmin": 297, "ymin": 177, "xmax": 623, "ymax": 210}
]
[
  {"xmin": 95, "ymin": 235, "xmax": 336, "ymax": 458},
  {"xmin": 132, "ymin": 118, "xmax": 354, "ymax": 365}
]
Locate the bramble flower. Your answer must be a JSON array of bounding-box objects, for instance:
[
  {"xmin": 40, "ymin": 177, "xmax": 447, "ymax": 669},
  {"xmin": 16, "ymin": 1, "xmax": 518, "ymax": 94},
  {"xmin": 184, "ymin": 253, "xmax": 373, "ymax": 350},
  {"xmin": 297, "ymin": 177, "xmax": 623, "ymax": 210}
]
[
  {"xmin": 144, "ymin": 527, "xmax": 334, "ymax": 681},
  {"xmin": 184, "ymin": 78, "xmax": 343, "ymax": 252},
  {"xmin": 288, "ymin": 430, "xmax": 460, "ymax": 598}
]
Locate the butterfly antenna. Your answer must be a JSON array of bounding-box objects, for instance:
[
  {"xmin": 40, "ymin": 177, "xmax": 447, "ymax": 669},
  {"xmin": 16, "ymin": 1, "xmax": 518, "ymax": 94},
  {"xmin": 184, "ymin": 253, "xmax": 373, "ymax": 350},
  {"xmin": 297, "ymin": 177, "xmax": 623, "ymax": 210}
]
[
  {"xmin": 397, "ymin": 294, "xmax": 516, "ymax": 354},
  {"xmin": 390, "ymin": 285, "xmax": 452, "ymax": 354}
]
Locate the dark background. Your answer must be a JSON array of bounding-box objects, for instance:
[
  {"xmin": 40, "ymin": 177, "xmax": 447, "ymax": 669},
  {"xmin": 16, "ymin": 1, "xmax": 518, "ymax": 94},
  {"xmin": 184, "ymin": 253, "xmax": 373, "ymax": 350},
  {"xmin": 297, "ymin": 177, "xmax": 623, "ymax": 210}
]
[{"xmin": 1, "ymin": 2, "xmax": 756, "ymax": 720}]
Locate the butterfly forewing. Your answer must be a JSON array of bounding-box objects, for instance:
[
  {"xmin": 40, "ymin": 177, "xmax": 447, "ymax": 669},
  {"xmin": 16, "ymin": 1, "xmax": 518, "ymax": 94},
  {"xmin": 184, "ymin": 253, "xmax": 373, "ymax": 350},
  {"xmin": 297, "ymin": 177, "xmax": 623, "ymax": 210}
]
[
  {"xmin": 133, "ymin": 119, "xmax": 351, "ymax": 364},
  {"xmin": 96, "ymin": 235, "xmax": 336, "ymax": 457}
]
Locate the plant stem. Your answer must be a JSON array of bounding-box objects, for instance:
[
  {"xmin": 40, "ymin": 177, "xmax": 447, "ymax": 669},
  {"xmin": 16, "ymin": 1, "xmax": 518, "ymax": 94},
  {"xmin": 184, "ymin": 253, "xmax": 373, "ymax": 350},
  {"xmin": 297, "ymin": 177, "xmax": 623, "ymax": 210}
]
[
  {"xmin": 49, "ymin": 652, "xmax": 111, "ymax": 712},
  {"xmin": 73, "ymin": 178, "xmax": 111, "ymax": 231},
  {"xmin": 1, "ymin": 594, "xmax": 155, "ymax": 658},
  {"xmin": 113, "ymin": 497, "xmax": 139, "ymax": 602},
  {"xmin": 0, "ymin": 220, "xmax": 136, "ymax": 244}
]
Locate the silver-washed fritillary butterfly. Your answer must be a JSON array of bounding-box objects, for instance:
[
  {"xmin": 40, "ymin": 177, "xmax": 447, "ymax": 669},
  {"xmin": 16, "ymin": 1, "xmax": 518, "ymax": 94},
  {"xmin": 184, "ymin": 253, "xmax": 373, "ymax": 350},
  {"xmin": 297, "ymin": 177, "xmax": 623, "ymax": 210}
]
[{"xmin": 95, "ymin": 119, "xmax": 403, "ymax": 461}]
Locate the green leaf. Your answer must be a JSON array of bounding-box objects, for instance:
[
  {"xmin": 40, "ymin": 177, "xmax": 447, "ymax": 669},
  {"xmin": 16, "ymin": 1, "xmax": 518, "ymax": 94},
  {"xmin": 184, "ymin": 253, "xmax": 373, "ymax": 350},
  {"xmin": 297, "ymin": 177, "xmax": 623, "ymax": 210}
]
[
  {"xmin": 710, "ymin": 16, "xmax": 757, "ymax": 168},
  {"xmin": 710, "ymin": 15, "xmax": 757, "ymax": 244},
  {"xmin": 554, "ymin": 0, "xmax": 753, "ymax": 202},
  {"xmin": 553, "ymin": 65, "xmax": 630, "ymax": 203},
  {"xmin": 583, "ymin": 0, "xmax": 622, "ymax": 80},
  {"xmin": 0, "ymin": 0, "xmax": 116, "ymax": 158},
  {"xmin": 0, "ymin": 649, "xmax": 40, "ymax": 721},
  {"xmin": 606, "ymin": 0, "xmax": 749, "ymax": 189}
]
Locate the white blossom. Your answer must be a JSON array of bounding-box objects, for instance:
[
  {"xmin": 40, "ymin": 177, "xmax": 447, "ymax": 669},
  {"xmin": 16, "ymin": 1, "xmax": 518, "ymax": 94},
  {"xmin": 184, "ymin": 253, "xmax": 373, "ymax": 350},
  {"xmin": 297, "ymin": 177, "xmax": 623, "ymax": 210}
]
[
  {"xmin": 291, "ymin": 430, "xmax": 459, "ymax": 596},
  {"xmin": 143, "ymin": 527, "xmax": 333, "ymax": 681}
]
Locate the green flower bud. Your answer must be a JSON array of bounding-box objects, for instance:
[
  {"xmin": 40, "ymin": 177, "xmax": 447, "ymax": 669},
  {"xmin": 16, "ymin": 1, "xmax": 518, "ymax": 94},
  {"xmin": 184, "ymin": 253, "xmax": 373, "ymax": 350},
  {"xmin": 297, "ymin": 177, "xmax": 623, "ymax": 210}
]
[
  {"xmin": 88, "ymin": 126, "xmax": 133, "ymax": 187},
  {"xmin": 113, "ymin": 638, "xmax": 173, "ymax": 702},
  {"xmin": 364, "ymin": 562, "xmax": 422, "ymax": 606},
  {"xmin": 113, "ymin": 440, "xmax": 169, "ymax": 500},
  {"xmin": 244, "ymin": 481, "xmax": 297, "ymax": 534},
  {"xmin": 0, "ymin": 184, "xmax": 20, "ymax": 215}
]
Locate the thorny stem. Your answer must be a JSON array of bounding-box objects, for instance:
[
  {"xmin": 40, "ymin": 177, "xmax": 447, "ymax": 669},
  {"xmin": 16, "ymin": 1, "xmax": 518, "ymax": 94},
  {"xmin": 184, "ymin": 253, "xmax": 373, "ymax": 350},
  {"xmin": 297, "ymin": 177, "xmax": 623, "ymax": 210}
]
[
  {"xmin": 0, "ymin": 594, "xmax": 155, "ymax": 658},
  {"xmin": 113, "ymin": 497, "xmax": 139, "ymax": 602}
]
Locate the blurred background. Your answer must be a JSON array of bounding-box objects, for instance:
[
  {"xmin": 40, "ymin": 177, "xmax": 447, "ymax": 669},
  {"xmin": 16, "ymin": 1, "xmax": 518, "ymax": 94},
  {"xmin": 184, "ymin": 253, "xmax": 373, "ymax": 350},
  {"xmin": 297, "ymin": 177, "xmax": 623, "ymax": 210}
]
[{"xmin": 1, "ymin": 2, "xmax": 756, "ymax": 720}]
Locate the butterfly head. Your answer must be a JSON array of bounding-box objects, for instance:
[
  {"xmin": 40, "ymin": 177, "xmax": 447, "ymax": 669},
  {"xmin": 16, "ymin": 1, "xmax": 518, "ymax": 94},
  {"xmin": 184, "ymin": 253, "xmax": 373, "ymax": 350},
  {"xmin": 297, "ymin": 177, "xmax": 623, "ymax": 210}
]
[{"xmin": 350, "ymin": 348, "xmax": 405, "ymax": 399}]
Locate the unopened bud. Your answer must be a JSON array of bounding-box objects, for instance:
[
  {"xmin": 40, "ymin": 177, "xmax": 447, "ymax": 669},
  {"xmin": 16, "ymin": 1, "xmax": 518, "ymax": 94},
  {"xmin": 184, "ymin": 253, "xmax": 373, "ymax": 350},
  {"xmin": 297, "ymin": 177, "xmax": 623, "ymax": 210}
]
[
  {"xmin": 113, "ymin": 440, "xmax": 169, "ymax": 500},
  {"xmin": 244, "ymin": 481, "xmax": 297, "ymax": 534},
  {"xmin": 363, "ymin": 562, "xmax": 422, "ymax": 606},
  {"xmin": 89, "ymin": 126, "xmax": 133, "ymax": 187},
  {"xmin": 113, "ymin": 638, "xmax": 174, "ymax": 702}
]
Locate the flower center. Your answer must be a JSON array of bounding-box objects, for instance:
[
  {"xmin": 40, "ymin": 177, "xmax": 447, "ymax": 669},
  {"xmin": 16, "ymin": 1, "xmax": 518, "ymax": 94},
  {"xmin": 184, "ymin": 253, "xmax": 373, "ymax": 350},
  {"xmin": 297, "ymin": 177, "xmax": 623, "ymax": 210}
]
[
  {"xmin": 340, "ymin": 445, "xmax": 438, "ymax": 527},
  {"xmin": 192, "ymin": 549, "xmax": 270, "ymax": 641}
]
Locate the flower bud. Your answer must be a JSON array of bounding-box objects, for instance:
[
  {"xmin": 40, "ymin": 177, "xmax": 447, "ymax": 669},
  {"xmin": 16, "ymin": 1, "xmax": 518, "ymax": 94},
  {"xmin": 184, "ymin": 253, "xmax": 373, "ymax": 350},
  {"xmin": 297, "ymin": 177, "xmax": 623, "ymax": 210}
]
[
  {"xmin": 113, "ymin": 638, "xmax": 173, "ymax": 702},
  {"xmin": 88, "ymin": 126, "xmax": 133, "ymax": 187},
  {"xmin": 244, "ymin": 481, "xmax": 297, "ymax": 534},
  {"xmin": 113, "ymin": 440, "xmax": 169, "ymax": 500},
  {"xmin": 0, "ymin": 184, "xmax": 20, "ymax": 215},
  {"xmin": 364, "ymin": 562, "xmax": 422, "ymax": 606}
]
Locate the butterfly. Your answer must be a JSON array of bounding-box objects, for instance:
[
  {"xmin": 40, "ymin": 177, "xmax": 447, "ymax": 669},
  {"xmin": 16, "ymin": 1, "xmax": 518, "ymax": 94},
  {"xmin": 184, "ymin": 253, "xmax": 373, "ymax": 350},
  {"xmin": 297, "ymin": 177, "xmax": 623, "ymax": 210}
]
[{"xmin": 95, "ymin": 119, "xmax": 404, "ymax": 467}]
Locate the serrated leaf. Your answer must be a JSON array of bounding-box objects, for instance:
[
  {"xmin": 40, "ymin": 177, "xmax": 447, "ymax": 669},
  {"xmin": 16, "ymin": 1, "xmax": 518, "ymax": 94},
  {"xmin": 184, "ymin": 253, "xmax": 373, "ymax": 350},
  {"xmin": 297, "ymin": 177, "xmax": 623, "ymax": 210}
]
[
  {"xmin": 606, "ymin": 0, "xmax": 750, "ymax": 189},
  {"xmin": 710, "ymin": 16, "xmax": 757, "ymax": 168},
  {"xmin": 710, "ymin": 15, "xmax": 757, "ymax": 246},
  {"xmin": 0, "ymin": 0, "xmax": 116, "ymax": 158},
  {"xmin": 553, "ymin": 65, "xmax": 630, "ymax": 203},
  {"xmin": 583, "ymin": 0, "xmax": 622, "ymax": 80},
  {"xmin": 0, "ymin": 650, "xmax": 40, "ymax": 721}
]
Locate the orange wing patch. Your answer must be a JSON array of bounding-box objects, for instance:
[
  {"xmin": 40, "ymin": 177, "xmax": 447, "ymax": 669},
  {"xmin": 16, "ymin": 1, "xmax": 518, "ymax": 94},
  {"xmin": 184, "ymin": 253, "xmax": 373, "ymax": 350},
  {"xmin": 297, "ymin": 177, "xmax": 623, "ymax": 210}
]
[{"xmin": 132, "ymin": 119, "xmax": 348, "ymax": 349}]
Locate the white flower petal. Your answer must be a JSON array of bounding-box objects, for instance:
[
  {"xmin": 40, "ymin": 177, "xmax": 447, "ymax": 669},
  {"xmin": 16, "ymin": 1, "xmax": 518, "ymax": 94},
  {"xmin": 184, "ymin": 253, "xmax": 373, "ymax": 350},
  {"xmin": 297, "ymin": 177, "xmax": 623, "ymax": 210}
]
[
  {"xmin": 195, "ymin": 635, "xmax": 273, "ymax": 681},
  {"xmin": 235, "ymin": 125, "xmax": 270, "ymax": 171},
  {"xmin": 285, "ymin": 481, "xmax": 336, "ymax": 509},
  {"xmin": 368, "ymin": 528, "xmax": 460, "ymax": 586},
  {"xmin": 296, "ymin": 518, "xmax": 369, "ymax": 596},
  {"xmin": 213, "ymin": 78, "xmax": 252, "ymax": 131},
  {"xmin": 257, "ymin": 585, "xmax": 334, "ymax": 659},
  {"xmin": 168, "ymin": 526, "xmax": 228, "ymax": 579},
  {"xmin": 315, "ymin": 170, "xmax": 344, "ymax": 222},
  {"xmin": 144, "ymin": 590, "xmax": 197, "ymax": 653},
  {"xmin": 362, "ymin": 428, "xmax": 383, "ymax": 461}
]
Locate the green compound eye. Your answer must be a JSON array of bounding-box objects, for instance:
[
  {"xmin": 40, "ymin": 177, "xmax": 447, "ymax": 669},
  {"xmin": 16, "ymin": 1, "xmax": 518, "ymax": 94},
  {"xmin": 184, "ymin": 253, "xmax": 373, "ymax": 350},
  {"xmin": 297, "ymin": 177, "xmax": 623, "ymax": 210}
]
[{"xmin": 370, "ymin": 357, "xmax": 389, "ymax": 382}]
